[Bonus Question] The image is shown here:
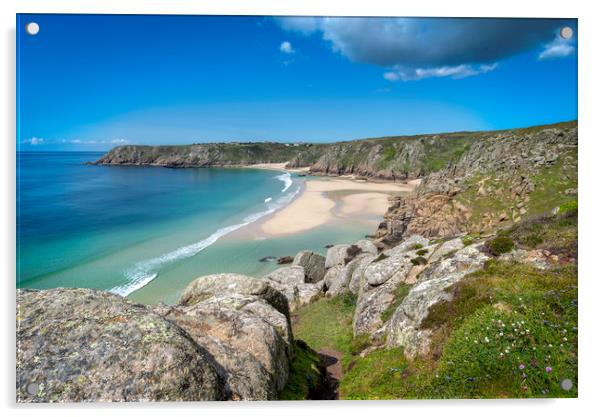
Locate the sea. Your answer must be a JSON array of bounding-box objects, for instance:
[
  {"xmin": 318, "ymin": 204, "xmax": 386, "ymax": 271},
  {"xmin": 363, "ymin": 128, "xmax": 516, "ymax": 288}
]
[{"xmin": 17, "ymin": 151, "xmax": 374, "ymax": 304}]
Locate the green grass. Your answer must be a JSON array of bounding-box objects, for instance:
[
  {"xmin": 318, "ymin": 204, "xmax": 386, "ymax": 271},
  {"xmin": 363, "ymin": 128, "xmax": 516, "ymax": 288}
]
[
  {"xmin": 340, "ymin": 347, "xmax": 421, "ymax": 400},
  {"xmin": 292, "ymin": 293, "xmax": 357, "ymax": 364},
  {"xmin": 279, "ymin": 340, "xmax": 325, "ymax": 400},
  {"xmin": 528, "ymin": 151, "xmax": 578, "ymax": 216},
  {"xmin": 485, "ymin": 236, "xmax": 515, "ymax": 256},
  {"xmin": 339, "ymin": 260, "xmax": 577, "ymax": 399},
  {"xmin": 501, "ymin": 208, "xmax": 577, "ymax": 258}
]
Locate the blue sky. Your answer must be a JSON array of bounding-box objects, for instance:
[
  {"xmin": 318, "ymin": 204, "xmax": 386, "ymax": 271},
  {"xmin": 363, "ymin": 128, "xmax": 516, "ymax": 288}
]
[{"xmin": 17, "ymin": 15, "xmax": 577, "ymax": 151}]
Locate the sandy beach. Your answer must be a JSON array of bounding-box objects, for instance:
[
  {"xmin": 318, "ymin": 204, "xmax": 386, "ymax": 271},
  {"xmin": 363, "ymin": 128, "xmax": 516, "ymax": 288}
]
[{"xmin": 259, "ymin": 177, "xmax": 418, "ymax": 236}]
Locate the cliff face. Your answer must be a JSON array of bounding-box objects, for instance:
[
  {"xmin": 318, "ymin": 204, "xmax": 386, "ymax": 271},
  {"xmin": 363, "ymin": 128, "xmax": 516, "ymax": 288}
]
[
  {"xmin": 296, "ymin": 133, "xmax": 475, "ymax": 180},
  {"xmin": 94, "ymin": 142, "xmax": 327, "ymax": 167},
  {"xmin": 374, "ymin": 122, "xmax": 578, "ymax": 245}
]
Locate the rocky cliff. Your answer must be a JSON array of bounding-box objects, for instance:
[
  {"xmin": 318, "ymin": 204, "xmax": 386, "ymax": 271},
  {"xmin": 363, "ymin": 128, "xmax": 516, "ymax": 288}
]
[
  {"xmin": 374, "ymin": 121, "xmax": 577, "ymax": 245},
  {"xmin": 94, "ymin": 142, "xmax": 327, "ymax": 167}
]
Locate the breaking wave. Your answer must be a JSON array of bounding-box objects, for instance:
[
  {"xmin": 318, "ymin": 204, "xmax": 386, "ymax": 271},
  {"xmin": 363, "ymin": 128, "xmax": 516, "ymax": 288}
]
[{"xmin": 109, "ymin": 178, "xmax": 301, "ymax": 297}]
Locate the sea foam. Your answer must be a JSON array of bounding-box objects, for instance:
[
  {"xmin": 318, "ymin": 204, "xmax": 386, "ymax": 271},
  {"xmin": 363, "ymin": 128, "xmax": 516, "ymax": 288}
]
[
  {"xmin": 276, "ymin": 172, "xmax": 292, "ymax": 192},
  {"xmin": 109, "ymin": 177, "xmax": 301, "ymax": 297}
]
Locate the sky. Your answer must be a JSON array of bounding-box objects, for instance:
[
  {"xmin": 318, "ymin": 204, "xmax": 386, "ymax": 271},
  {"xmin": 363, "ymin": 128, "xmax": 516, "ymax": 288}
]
[{"xmin": 17, "ymin": 14, "xmax": 577, "ymax": 151}]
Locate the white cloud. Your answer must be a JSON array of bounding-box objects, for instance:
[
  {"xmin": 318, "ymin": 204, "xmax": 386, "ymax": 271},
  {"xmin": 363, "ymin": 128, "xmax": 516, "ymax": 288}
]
[
  {"xmin": 538, "ymin": 36, "xmax": 575, "ymax": 60},
  {"xmin": 24, "ymin": 137, "xmax": 44, "ymax": 145},
  {"xmin": 279, "ymin": 41, "xmax": 294, "ymax": 54},
  {"xmin": 23, "ymin": 137, "xmax": 131, "ymax": 146},
  {"xmin": 277, "ymin": 17, "xmax": 574, "ymax": 80},
  {"xmin": 385, "ymin": 63, "xmax": 498, "ymax": 82}
]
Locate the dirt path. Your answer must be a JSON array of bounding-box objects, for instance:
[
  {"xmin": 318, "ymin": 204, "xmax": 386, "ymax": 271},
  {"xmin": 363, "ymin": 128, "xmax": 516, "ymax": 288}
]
[{"xmin": 317, "ymin": 348, "xmax": 343, "ymax": 400}]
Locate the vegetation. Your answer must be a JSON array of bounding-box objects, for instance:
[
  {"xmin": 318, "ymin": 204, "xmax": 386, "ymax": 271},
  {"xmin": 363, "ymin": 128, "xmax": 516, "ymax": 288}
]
[
  {"xmin": 279, "ymin": 341, "xmax": 325, "ymax": 400},
  {"xmin": 299, "ymin": 212, "xmax": 578, "ymax": 399},
  {"xmin": 485, "ymin": 236, "xmax": 515, "ymax": 256},
  {"xmin": 410, "ymin": 256, "xmax": 428, "ymax": 266},
  {"xmin": 292, "ymin": 293, "xmax": 357, "ymax": 367}
]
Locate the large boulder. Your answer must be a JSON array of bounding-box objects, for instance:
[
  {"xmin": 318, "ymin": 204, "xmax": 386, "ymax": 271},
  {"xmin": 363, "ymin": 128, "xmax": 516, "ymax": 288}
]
[
  {"xmin": 352, "ymin": 236, "xmax": 438, "ymax": 335},
  {"xmin": 178, "ymin": 273, "xmax": 289, "ymax": 319},
  {"xmin": 325, "ymin": 244, "xmax": 351, "ymax": 268},
  {"xmin": 264, "ymin": 266, "xmax": 323, "ymax": 311},
  {"xmin": 428, "ymin": 237, "xmax": 464, "ymax": 264},
  {"xmin": 326, "ymin": 254, "xmax": 373, "ymax": 298},
  {"xmin": 160, "ymin": 292, "xmax": 292, "ymax": 400},
  {"xmin": 348, "ymin": 254, "xmax": 377, "ymax": 295},
  {"xmin": 383, "ymin": 235, "xmax": 430, "ymax": 257},
  {"xmin": 354, "ymin": 239, "xmax": 379, "ymax": 256},
  {"xmin": 385, "ymin": 244, "xmax": 489, "ymax": 358},
  {"xmin": 292, "ymin": 251, "xmax": 326, "ymax": 283},
  {"xmin": 16, "ymin": 288, "xmax": 225, "ymax": 402}
]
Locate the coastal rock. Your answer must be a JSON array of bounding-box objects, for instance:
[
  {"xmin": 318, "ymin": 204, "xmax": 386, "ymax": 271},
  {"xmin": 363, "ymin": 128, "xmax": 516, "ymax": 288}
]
[
  {"xmin": 292, "ymin": 251, "xmax": 327, "ymax": 284},
  {"xmin": 383, "ymin": 235, "xmax": 430, "ymax": 257},
  {"xmin": 353, "ymin": 267, "xmax": 411, "ymax": 335},
  {"xmin": 264, "ymin": 267, "xmax": 324, "ymax": 311},
  {"xmin": 17, "ymin": 288, "xmax": 225, "ymax": 402},
  {"xmin": 277, "ymin": 256, "xmax": 294, "ymax": 264},
  {"xmin": 324, "ymin": 254, "xmax": 372, "ymax": 297},
  {"xmin": 354, "ymin": 239, "xmax": 379, "ymax": 256},
  {"xmin": 161, "ymin": 292, "xmax": 292, "ymax": 399},
  {"xmin": 265, "ymin": 266, "xmax": 305, "ymax": 286},
  {"xmin": 323, "ymin": 265, "xmax": 344, "ymax": 290},
  {"xmin": 428, "ymin": 237, "xmax": 464, "ymax": 263},
  {"xmin": 374, "ymin": 125, "xmax": 578, "ymax": 244},
  {"xmin": 325, "ymin": 244, "xmax": 352, "ymax": 268},
  {"xmin": 353, "ymin": 236, "xmax": 439, "ymax": 335},
  {"xmin": 385, "ymin": 244, "xmax": 490, "ymax": 358},
  {"xmin": 363, "ymin": 252, "xmax": 413, "ymax": 286},
  {"xmin": 178, "ymin": 273, "xmax": 289, "ymax": 319},
  {"xmin": 349, "ymin": 254, "xmax": 377, "ymax": 295}
]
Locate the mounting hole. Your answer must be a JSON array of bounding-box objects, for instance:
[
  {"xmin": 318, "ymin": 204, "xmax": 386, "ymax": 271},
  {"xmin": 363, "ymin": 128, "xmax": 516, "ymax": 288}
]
[
  {"xmin": 26, "ymin": 382, "xmax": 39, "ymax": 395},
  {"xmin": 26, "ymin": 22, "xmax": 40, "ymax": 36},
  {"xmin": 560, "ymin": 378, "xmax": 573, "ymax": 391},
  {"xmin": 560, "ymin": 27, "xmax": 573, "ymax": 40}
]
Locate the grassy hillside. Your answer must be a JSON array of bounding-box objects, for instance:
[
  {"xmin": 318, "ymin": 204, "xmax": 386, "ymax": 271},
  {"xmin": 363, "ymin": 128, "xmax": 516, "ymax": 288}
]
[{"xmin": 286, "ymin": 209, "xmax": 577, "ymax": 399}]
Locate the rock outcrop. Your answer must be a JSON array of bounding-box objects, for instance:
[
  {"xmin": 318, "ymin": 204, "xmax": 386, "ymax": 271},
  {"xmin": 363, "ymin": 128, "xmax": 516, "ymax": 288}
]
[
  {"xmin": 17, "ymin": 273, "xmax": 299, "ymax": 402},
  {"xmin": 292, "ymin": 251, "xmax": 327, "ymax": 284},
  {"xmin": 264, "ymin": 266, "xmax": 324, "ymax": 311},
  {"xmin": 384, "ymin": 244, "xmax": 490, "ymax": 358},
  {"xmin": 374, "ymin": 122, "xmax": 578, "ymax": 245},
  {"xmin": 17, "ymin": 288, "xmax": 226, "ymax": 402}
]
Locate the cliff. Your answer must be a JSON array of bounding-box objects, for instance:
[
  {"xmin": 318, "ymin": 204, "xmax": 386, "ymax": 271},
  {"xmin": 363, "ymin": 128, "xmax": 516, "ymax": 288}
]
[
  {"xmin": 94, "ymin": 142, "xmax": 327, "ymax": 167},
  {"xmin": 374, "ymin": 121, "xmax": 577, "ymax": 245}
]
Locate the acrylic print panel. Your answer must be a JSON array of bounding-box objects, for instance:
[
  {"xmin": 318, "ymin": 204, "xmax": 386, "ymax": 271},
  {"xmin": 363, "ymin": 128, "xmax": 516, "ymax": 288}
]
[{"xmin": 16, "ymin": 14, "xmax": 578, "ymax": 402}]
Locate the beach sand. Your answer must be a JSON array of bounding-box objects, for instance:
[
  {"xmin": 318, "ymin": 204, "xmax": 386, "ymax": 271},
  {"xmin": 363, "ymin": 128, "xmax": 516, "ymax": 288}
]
[{"xmin": 259, "ymin": 177, "xmax": 418, "ymax": 236}]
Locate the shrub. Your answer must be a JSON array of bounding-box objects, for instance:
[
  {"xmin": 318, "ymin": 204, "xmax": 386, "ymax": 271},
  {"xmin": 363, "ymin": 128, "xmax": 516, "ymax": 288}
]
[
  {"xmin": 462, "ymin": 235, "xmax": 475, "ymax": 246},
  {"xmin": 486, "ymin": 236, "xmax": 515, "ymax": 256},
  {"xmin": 557, "ymin": 200, "xmax": 577, "ymax": 215},
  {"xmin": 411, "ymin": 256, "xmax": 428, "ymax": 266},
  {"xmin": 372, "ymin": 253, "xmax": 389, "ymax": 263},
  {"xmin": 416, "ymin": 249, "xmax": 429, "ymax": 256},
  {"xmin": 410, "ymin": 243, "xmax": 424, "ymax": 250}
]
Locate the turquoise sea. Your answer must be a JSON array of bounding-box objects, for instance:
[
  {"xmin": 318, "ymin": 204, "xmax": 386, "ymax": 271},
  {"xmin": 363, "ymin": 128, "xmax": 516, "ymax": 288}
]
[{"xmin": 17, "ymin": 152, "xmax": 374, "ymax": 304}]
